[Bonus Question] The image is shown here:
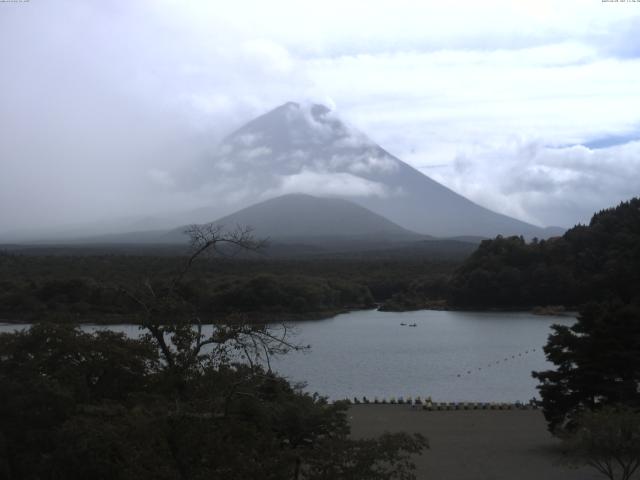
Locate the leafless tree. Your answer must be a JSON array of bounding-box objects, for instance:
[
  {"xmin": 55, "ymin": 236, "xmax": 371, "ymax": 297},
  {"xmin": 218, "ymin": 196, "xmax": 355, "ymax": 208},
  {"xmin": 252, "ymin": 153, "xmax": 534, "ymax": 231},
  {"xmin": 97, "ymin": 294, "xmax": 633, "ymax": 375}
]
[{"xmin": 121, "ymin": 223, "xmax": 303, "ymax": 374}]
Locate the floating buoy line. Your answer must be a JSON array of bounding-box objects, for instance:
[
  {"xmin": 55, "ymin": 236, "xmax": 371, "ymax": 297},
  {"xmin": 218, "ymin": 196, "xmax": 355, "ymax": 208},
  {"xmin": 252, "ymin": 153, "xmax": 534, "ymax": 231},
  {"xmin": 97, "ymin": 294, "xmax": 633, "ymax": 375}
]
[
  {"xmin": 455, "ymin": 347, "xmax": 540, "ymax": 378},
  {"xmin": 396, "ymin": 321, "xmax": 543, "ymax": 378}
]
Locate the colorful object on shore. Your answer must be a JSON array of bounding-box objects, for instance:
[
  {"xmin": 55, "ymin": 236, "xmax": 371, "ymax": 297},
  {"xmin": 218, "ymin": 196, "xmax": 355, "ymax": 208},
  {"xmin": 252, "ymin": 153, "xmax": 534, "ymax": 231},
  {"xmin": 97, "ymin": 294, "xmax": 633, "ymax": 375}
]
[{"xmin": 341, "ymin": 396, "xmax": 538, "ymax": 411}]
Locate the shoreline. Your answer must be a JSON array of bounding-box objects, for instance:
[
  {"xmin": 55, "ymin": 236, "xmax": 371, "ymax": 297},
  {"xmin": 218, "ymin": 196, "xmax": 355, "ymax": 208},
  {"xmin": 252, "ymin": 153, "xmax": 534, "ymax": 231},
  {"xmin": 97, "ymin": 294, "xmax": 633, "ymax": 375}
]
[
  {"xmin": 0, "ymin": 309, "xmax": 352, "ymax": 326},
  {"xmin": 380, "ymin": 303, "xmax": 578, "ymax": 317},
  {"xmin": 0, "ymin": 304, "xmax": 578, "ymax": 326}
]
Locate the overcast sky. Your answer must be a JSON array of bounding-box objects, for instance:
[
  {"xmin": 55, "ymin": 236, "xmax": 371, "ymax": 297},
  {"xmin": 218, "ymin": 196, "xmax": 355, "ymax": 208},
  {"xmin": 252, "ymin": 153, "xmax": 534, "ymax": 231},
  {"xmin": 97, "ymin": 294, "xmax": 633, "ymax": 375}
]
[{"xmin": 1, "ymin": 0, "xmax": 639, "ymax": 234}]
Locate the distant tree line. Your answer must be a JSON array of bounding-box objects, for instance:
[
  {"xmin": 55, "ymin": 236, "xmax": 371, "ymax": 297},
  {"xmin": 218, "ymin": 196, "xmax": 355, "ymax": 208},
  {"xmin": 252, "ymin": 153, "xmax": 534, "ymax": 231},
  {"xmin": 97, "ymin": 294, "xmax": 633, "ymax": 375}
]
[{"xmin": 0, "ymin": 254, "xmax": 456, "ymax": 322}]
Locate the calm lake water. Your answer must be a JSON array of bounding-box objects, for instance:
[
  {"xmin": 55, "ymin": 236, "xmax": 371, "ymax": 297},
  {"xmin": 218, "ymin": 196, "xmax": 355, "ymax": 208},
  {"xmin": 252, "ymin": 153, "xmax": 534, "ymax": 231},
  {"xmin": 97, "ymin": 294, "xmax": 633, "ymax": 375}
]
[{"xmin": 0, "ymin": 309, "xmax": 575, "ymax": 402}]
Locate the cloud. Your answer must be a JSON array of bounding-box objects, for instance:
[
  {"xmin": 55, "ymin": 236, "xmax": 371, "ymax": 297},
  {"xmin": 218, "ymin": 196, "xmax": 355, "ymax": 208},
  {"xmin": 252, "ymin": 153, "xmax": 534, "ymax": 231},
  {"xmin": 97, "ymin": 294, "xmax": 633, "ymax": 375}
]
[
  {"xmin": 1, "ymin": 0, "xmax": 639, "ymax": 233},
  {"xmin": 430, "ymin": 139, "xmax": 640, "ymax": 227},
  {"xmin": 265, "ymin": 170, "xmax": 391, "ymax": 199},
  {"xmin": 232, "ymin": 133, "xmax": 263, "ymax": 147},
  {"xmin": 327, "ymin": 152, "xmax": 399, "ymax": 175},
  {"xmin": 148, "ymin": 169, "xmax": 175, "ymax": 188},
  {"xmin": 305, "ymin": 43, "xmax": 640, "ymax": 227},
  {"xmin": 239, "ymin": 147, "xmax": 272, "ymax": 161}
]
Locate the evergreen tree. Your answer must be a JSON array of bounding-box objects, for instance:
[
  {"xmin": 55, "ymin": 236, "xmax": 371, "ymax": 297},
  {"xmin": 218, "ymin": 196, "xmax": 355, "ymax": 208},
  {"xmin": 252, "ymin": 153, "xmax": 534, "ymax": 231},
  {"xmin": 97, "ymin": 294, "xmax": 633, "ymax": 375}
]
[{"xmin": 533, "ymin": 302, "xmax": 640, "ymax": 432}]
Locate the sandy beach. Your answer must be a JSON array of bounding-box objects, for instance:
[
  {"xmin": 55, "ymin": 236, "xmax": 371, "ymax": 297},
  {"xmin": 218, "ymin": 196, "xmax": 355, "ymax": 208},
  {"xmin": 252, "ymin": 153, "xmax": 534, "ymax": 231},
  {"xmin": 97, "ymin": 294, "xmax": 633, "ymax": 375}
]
[{"xmin": 349, "ymin": 405, "xmax": 602, "ymax": 480}]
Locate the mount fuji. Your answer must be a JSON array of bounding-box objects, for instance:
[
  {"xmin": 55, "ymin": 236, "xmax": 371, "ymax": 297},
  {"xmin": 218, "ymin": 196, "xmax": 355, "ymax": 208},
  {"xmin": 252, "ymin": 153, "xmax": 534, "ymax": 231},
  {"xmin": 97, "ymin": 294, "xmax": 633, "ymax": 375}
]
[
  {"xmin": 2, "ymin": 102, "xmax": 564, "ymax": 245},
  {"xmin": 188, "ymin": 102, "xmax": 561, "ymax": 239}
]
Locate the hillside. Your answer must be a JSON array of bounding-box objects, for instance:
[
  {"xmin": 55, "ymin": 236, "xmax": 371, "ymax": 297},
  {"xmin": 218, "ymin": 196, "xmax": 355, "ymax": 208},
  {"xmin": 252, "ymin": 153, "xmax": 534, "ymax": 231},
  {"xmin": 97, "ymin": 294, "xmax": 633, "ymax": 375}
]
[
  {"xmin": 177, "ymin": 193, "xmax": 423, "ymax": 242},
  {"xmin": 449, "ymin": 197, "xmax": 640, "ymax": 308},
  {"xmin": 8, "ymin": 194, "xmax": 480, "ymax": 258}
]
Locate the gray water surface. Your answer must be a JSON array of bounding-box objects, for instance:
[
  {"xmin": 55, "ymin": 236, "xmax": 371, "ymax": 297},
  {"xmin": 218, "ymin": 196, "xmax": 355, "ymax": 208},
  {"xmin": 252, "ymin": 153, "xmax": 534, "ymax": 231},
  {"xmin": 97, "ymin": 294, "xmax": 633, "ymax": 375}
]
[
  {"xmin": 270, "ymin": 309, "xmax": 574, "ymax": 403},
  {"xmin": 0, "ymin": 309, "xmax": 574, "ymax": 402}
]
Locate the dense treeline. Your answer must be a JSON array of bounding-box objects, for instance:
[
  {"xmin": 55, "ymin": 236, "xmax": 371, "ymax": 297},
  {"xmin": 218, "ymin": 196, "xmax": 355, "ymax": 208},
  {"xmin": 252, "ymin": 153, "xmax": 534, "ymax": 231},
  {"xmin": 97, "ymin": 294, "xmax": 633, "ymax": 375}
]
[
  {"xmin": 450, "ymin": 198, "xmax": 640, "ymax": 308},
  {"xmin": 0, "ymin": 322, "xmax": 426, "ymax": 479},
  {"xmin": 0, "ymin": 254, "xmax": 456, "ymax": 322}
]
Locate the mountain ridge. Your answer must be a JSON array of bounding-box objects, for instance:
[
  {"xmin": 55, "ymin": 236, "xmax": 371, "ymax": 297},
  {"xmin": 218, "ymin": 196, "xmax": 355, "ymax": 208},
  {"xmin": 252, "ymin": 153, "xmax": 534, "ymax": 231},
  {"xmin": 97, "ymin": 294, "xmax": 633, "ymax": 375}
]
[
  {"xmin": 164, "ymin": 193, "xmax": 426, "ymax": 244},
  {"xmin": 201, "ymin": 101, "xmax": 563, "ymax": 238}
]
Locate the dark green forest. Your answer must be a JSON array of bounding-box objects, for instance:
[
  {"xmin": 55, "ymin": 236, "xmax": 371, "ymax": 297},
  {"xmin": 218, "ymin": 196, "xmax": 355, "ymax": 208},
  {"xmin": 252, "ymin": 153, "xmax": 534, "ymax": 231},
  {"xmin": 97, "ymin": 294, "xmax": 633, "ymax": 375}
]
[
  {"xmin": 0, "ymin": 322, "xmax": 427, "ymax": 479},
  {"xmin": 450, "ymin": 198, "xmax": 640, "ymax": 309},
  {"xmin": 491, "ymin": 198, "xmax": 640, "ymax": 445},
  {"xmin": 0, "ymin": 254, "xmax": 455, "ymax": 323}
]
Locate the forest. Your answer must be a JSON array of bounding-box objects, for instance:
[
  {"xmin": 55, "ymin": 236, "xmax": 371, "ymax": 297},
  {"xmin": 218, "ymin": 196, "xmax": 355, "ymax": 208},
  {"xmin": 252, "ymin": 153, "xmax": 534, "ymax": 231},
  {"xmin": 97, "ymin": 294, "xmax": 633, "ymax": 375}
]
[
  {"xmin": 449, "ymin": 198, "xmax": 640, "ymax": 309},
  {"xmin": 0, "ymin": 253, "xmax": 456, "ymax": 323}
]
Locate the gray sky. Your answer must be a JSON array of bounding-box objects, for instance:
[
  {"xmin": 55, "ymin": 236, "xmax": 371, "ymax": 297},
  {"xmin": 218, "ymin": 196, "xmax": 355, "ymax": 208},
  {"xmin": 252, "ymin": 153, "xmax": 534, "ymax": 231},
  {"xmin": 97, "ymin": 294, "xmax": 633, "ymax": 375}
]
[{"xmin": 1, "ymin": 0, "xmax": 639, "ymax": 234}]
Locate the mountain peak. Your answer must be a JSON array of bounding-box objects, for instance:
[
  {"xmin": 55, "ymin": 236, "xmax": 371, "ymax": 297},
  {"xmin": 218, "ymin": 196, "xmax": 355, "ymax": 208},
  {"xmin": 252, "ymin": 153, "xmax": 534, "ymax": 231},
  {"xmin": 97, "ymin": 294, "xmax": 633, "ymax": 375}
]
[
  {"xmin": 251, "ymin": 101, "xmax": 332, "ymax": 124},
  {"xmin": 218, "ymin": 101, "xmax": 379, "ymax": 173},
  {"xmin": 269, "ymin": 101, "xmax": 300, "ymax": 115},
  {"xmin": 196, "ymin": 102, "xmax": 560, "ymax": 238},
  {"xmin": 271, "ymin": 101, "xmax": 331, "ymax": 114},
  {"xmin": 309, "ymin": 103, "xmax": 331, "ymax": 118}
]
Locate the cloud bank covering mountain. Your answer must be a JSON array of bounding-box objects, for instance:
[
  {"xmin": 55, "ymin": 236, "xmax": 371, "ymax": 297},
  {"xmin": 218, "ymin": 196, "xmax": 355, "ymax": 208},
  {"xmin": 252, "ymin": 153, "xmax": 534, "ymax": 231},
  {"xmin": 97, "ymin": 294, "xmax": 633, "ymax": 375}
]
[
  {"xmin": 1, "ymin": 1, "xmax": 639, "ymax": 234},
  {"xmin": 178, "ymin": 102, "xmax": 560, "ymax": 238}
]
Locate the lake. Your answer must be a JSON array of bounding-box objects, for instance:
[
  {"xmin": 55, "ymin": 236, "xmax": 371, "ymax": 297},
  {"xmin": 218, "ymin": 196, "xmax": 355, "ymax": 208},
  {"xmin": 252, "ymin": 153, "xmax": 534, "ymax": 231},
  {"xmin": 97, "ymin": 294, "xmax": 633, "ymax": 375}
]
[{"xmin": 0, "ymin": 309, "xmax": 575, "ymax": 402}]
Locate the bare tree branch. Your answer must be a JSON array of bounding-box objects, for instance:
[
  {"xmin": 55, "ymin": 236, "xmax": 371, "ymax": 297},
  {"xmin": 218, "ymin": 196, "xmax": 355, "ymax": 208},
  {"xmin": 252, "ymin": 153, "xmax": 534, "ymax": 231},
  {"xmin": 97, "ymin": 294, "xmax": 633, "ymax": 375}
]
[{"xmin": 118, "ymin": 223, "xmax": 302, "ymax": 375}]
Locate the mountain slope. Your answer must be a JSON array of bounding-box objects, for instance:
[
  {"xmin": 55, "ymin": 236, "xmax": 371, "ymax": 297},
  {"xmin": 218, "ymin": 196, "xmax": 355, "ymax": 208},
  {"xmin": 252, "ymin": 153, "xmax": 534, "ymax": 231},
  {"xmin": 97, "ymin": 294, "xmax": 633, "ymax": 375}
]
[
  {"xmin": 450, "ymin": 197, "xmax": 640, "ymax": 307},
  {"xmin": 21, "ymin": 195, "xmax": 426, "ymax": 251},
  {"xmin": 167, "ymin": 193, "xmax": 424, "ymax": 244},
  {"xmin": 196, "ymin": 102, "xmax": 560, "ymax": 238}
]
